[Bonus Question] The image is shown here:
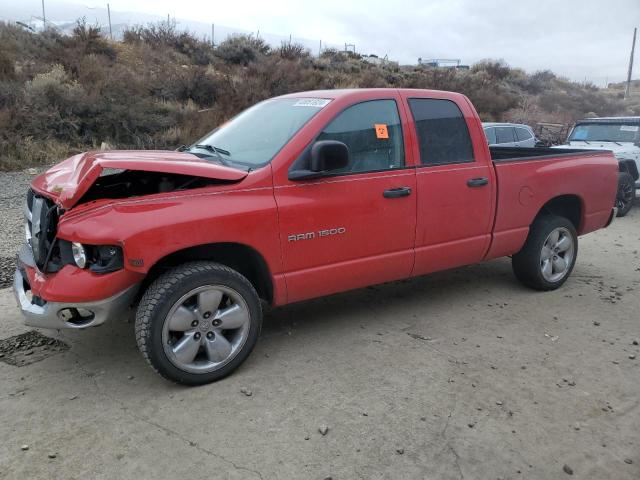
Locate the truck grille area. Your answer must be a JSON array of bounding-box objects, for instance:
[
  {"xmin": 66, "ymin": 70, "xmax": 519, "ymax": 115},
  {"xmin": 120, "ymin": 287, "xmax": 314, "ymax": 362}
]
[{"xmin": 25, "ymin": 189, "xmax": 60, "ymax": 272}]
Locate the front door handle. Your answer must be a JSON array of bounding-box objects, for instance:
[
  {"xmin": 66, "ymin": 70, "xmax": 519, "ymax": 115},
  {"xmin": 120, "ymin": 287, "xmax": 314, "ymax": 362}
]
[
  {"xmin": 467, "ymin": 177, "xmax": 489, "ymax": 187},
  {"xmin": 383, "ymin": 187, "xmax": 412, "ymax": 198}
]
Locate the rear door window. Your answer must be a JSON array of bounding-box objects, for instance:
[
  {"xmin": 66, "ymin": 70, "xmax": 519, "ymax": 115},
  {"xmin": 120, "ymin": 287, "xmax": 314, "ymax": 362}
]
[
  {"xmin": 408, "ymin": 98, "xmax": 474, "ymax": 165},
  {"xmin": 515, "ymin": 128, "xmax": 533, "ymax": 142},
  {"xmin": 495, "ymin": 127, "xmax": 515, "ymax": 144},
  {"xmin": 484, "ymin": 127, "xmax": 496, "ymax": 145}
]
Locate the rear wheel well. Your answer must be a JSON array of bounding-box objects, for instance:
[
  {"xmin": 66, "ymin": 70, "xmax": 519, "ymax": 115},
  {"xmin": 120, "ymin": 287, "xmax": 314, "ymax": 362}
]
[
  {"xmin": 141, "ymin": 243, "xmax": 273, "ymax": 304},
  {"xmin": 537, "ymin": 195, "xmax": 582, "ymax": 231}
]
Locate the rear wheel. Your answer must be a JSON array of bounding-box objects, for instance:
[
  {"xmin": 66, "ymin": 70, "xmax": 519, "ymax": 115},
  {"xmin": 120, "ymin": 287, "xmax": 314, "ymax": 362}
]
[
  {"xmin": 512, "ymin": 215, "xmax": 578, "ymax": 291},
  {"xmin": 616, "ymin": 172, "xmax": 635, "ymax": 217},
  {"xmin": 135, "ymin": 262, "xmax": 262, "ymax": 385}
]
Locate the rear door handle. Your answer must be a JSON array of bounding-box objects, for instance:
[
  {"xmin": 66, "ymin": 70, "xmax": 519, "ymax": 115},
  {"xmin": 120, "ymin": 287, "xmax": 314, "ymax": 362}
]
[
  {"xmin": 467, "ymin": 177, "xmax": 489, "ymax": 187},
  {"xmin": 383, "ymin": 187, "xmax": 412, "ymax": 198}
]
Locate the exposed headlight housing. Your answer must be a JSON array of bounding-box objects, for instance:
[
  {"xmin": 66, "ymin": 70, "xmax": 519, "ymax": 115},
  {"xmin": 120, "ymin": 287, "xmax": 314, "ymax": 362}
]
[
  {"xmin": 90, "ymin": 245, "xmax": 124, "ymax": 273},
  {"xmin": 71, "ymin": 242, "xmax": 87, "ymax": 268},
  {"xmin": 60, "ymin": 241, "xmax": 124, "ymax": 273}
]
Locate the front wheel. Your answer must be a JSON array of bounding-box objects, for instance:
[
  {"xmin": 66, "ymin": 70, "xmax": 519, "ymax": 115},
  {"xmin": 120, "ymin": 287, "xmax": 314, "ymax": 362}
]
[
  {"xmin": 512, "ymin": 215, "xmax": 578, "ymax": 291},
  {"xmin": 616, "ymin": 172, "xmax": 635, "ymax": 217},
  {"xmin": 135, "ymin": 262, "xmax": 262, "ymax": 385}
]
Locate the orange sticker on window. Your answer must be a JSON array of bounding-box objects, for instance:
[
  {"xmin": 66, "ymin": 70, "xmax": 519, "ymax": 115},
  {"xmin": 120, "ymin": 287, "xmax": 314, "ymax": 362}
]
[{"xmin": 374, "ymin": 124, "xmax": 389, "ymax": 139}]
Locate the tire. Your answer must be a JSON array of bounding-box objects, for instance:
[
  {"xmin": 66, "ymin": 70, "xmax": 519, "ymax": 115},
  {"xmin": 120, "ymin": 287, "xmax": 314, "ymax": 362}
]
[
  {"xmin": 512, "ymin": 214, "xmax": 578, "ymax": 291},
  {"xmin": 135, "ymin": 262, "xmax": 262, "ymax": 385},
  {"xmin": 616, "ymin": 172, "xmax": 635, "ymax": 217}
]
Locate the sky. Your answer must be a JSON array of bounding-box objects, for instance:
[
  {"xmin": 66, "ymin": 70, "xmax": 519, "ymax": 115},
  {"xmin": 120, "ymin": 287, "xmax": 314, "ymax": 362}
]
[{"xmin": 1, "ymin": 0, "xmax": 639, "ymax": 84}]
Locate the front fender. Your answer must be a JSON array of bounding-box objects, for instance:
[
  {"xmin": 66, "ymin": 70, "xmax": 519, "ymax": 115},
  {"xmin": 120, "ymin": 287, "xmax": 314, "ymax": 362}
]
[{"xmin": 56, "ymin": 187, "xmax": 282, "ymax": 278}]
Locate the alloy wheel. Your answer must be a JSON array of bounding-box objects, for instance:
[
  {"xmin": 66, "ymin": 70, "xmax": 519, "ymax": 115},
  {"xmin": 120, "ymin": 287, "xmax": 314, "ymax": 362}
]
[
  {"xmin": 161, "ymin": 285, "xmax": 251, "ymax": 373},
  {"xmin": 540, "ymin": 227, "xmax": 575, "ymax": 283}
]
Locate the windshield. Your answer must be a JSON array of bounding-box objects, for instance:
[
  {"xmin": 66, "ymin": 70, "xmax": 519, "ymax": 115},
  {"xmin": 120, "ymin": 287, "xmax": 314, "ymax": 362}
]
[
  {"xmin": 190, "ymin": 97, "xmax": 331, "ymax": 168},
  {"xmin": 568, "ymin": 123, "xmax": 640, "ymax": 143}
]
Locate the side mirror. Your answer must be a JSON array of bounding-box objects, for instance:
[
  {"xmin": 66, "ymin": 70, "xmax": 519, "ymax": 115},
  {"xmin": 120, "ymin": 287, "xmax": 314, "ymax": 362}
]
[
  {"xmin": 288, "ymin": 140, "xmax": 349, "ymax": 180},
  {"xmin": 310, "ymin": 140, "xmax": 349, "ymax": 172}
]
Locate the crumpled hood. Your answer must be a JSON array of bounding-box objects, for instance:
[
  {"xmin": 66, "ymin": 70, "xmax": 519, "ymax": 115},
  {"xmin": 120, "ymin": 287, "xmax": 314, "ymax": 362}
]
[{"xmin": 31, "ymin": 150, "xmax": 248, "ymax": 209}]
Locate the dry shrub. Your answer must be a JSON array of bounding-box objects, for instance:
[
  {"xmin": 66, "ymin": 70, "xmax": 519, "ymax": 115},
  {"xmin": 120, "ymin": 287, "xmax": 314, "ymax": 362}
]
[
  {"xmin": 0, "ymin": 21, "xmax": 631, "ymax": 170},
  {"xmin": 0, "ymin": 137, "xmax": 72, "ymax": 171},
  {"xmin": 123, "ymin": 20, "xmax": 215, "ymax": 65},
  {"xmin": 0, "ymin": 48, "xmax": 15, "ymax": 80},
  {"xmin": 214, "ymin": 34, "xmax": 270, "ymax": 65},
  {"xmin": 278, "ymin": 42, "xmax": 309, "ymax": 60},
  {"xmin": 21, "ymin": 64, "xmax": 88, "ymax": 138},
  {"xmin": 68, "ymin": 18, "xmax": 116, "ymax": 59}
]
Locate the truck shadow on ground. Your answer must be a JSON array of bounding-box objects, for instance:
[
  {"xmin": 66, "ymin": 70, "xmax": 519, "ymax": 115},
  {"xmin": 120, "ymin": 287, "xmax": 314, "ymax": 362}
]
[
  {"xmin": 263, "ymin": 257, "xmax": 518, "ymax": 336},
  {"xmin": 53, "ymin": 257, "xmax": 518, "ymax": 366}
]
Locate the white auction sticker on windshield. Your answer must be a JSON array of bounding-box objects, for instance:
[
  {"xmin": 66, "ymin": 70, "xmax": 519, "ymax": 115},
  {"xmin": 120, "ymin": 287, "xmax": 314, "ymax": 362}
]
[
  {"xmin": 620, "ymin": 125, "xmax": 639, "ymax": 132},
  {"xmin": 293, "ymin": 98, "xmax": 331, "ymax": 108}
]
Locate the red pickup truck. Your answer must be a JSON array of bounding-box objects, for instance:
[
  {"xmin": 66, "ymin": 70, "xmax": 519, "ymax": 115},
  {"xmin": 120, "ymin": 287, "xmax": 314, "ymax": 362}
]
[{"xmin": 14, "ymin": 89, "xmax": 618, "ymax": 385}]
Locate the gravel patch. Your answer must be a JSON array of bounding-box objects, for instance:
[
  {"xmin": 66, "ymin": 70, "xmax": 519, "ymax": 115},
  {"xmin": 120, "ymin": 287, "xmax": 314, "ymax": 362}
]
[
  {"xmin": 0, "ymin": 170, "xmax": 39, "ymax": 288},
  {"xmin": 0, "ymin": 330, "xmax": 69, "ymax": 366}
]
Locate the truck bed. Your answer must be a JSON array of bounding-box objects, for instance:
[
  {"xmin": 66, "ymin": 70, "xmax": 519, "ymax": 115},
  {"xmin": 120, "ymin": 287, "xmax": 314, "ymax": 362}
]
[
  {"xmin": 484, "ymin": 147, "xmax": 618, "ymax": 261},
  {"xmin": 490, "ymin": 146, "xmax": 603, "ymax": 162}
]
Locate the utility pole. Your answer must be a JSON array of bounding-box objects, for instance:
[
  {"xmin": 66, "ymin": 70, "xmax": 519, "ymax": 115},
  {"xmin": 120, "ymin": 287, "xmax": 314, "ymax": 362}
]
[
  {"xmin": 625, "ymin": 27, "xmax": 637, "ymax": 99},
  {"xmin": 41, "ymin": 0, "xmax": 46, "ymax": 28},
  {"xmin": 319, "ymin": 39, "xmax": 322, "ymax": 57},
  {"xmin": 211, "ymin": 23, "xmax": 215, "ymax": 47},
  {"xmin": 107, "ymin": 3, "xmax": 113, "ymax": 40}
]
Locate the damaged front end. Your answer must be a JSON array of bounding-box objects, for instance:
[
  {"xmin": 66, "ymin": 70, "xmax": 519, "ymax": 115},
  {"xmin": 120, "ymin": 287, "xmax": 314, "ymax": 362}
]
[
  {"xmin": 14, "ymin": 149, "xmax": 249, "ymax": 329},
  {"xmin": 26, "ymin": 188, "xmax": 59, "ymax": 272},
  {"xmin": 15, "ymin": 189, "xmax": 141, "ymax": 328},
  {"xmin": 25, "ymin": 150, "xmax": 249, "ymax": 273},
  {"xmin": 31, "ymin": 150, "xmax": 248, "ymax": 209}
]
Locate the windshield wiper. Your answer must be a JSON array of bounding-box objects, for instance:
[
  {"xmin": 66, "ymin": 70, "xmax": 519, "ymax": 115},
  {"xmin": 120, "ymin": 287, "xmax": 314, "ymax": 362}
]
[
  {"xmin": 194, "ymin": 144, "xmax": 231, "ymax": 156},
  {"xmin": 191, "ymin": 144, "xmax": 232, "ymax": 166}
]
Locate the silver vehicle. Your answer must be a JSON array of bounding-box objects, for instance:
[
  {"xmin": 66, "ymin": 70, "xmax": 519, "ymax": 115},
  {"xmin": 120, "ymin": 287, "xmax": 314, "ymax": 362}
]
[{"xmin": 483, "ymin": 122, "xmax": 537, "ymax": 148}]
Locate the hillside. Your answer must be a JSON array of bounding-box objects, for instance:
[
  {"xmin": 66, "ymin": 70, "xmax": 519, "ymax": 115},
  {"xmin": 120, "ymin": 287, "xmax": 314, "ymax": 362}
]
[{"xmin": 0, "ymin": 20, "xmax": 637, "ymax": 171}]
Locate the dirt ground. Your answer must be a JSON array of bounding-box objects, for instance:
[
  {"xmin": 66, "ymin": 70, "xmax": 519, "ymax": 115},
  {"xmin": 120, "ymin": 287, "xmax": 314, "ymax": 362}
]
[{"xmin": 0, "ymin": 208, "xmax": 638, "ymax": 480}]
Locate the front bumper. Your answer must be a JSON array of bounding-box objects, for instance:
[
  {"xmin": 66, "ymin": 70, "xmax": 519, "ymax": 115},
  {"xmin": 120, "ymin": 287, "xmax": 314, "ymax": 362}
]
[{"xmin": 13, "ymin": 256, "xmax": 139, "ymax": 330}]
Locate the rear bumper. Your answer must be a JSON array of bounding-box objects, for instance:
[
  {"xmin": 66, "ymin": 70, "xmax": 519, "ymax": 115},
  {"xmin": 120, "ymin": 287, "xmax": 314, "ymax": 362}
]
[{"xmin": 12, "ymin": 245, "xmax": 140, "ymax": 329}]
